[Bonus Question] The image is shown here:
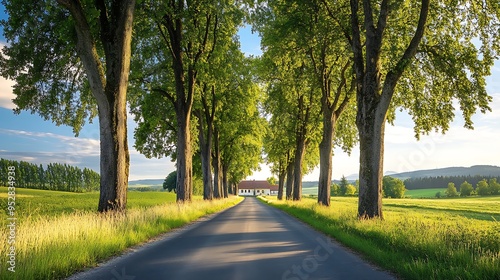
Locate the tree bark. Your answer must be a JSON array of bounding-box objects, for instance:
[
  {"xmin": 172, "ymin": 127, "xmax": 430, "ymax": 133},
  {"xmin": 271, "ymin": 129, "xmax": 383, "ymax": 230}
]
[
  {"xmin": 176, "ymin": 107, "xmax": 193, "ymax": 202},
  {"xmin": 57, "ymin": 0, "xmax": 135, "ymax": 212},
  {"xmin": 292, "ymin": 134, "xmax": 306, "ymax": 201},
  {"xmin": 197, "ymin": 110, "xmax": 213, "ymax": 200},
  {"xmin": 277, "ymin": 161, "xmax": 286, "ymax": 200},
  {"xmin": 356, "ymin": 99, "xmax": 386, "ymax": 218},
  {"xmin": 285, "ymin": 159, "xmax": 294, "ymax": 200},
  {"xmin": 213, "ymin": 128, "xmax": 223, "ymax": 198},
  {"xmin": 318, "ymin": 110, "xmax": 335, "ymax": 206},
  {"xmin": 351, "ymin": 0, "xmax": 430, "ymax": 219}
]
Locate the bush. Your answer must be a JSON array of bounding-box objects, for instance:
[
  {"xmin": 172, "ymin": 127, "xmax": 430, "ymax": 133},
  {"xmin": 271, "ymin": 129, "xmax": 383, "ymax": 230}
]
[
  {"xmin": 460, "ymin": 181, "xmax": 474, "ymax": 197},
  {"xmin": 445, "ymin": 182, "xmax": 459, "ymax": 197},
  {"xmin": 383, "ymin": 176, "xmax": 406, "ymax": 198},
  {"xmin": 476, "ymin": 179, "xmax": 490, "ymax": 196}
]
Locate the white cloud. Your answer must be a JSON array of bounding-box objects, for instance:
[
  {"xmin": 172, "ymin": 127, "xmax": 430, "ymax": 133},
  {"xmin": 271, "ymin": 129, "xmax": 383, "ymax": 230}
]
[
  {"xmin": 0, "ymin": 76, "xmax": 15, "ymax": 110},
  {"xmin": 0, "ymin": 128, "xmax": 100, "ymax": 156}
]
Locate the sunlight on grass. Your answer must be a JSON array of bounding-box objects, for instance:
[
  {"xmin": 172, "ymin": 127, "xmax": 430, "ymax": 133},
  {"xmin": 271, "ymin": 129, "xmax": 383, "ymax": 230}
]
[
  {"xmin": 260, "ymin": 196, "xmax": 500, "ymax": 280},
  {"xmin": 0, "ymin": 194, "xmax": 243, "ymax": 279}
]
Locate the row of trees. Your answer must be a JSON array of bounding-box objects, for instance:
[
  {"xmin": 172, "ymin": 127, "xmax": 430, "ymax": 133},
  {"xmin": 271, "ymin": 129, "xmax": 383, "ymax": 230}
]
[
  {"xmin": 444, "ymin": 179, "xmax": 500, "ymax": 197},
  {"xmin": 2, "ymin": 1, "xmax": 499, "ymax": 218},
  {"xmin": 0, "ymin": 158, "xmax": 100, "ymax": 192},
  {"xmin": 330, "ymin": 176, "xmax": 406, "ymax": 198},
  {"xmin": 255, "ymin": 0, "xmax": 499, "ymax": 218},
  {"xmin": 404, "ymin": 175, "xmax": 500, "ymax": 190},
  {"xmin": 1, "ymin": 0, "xmax": 264, "ymax": 211}
]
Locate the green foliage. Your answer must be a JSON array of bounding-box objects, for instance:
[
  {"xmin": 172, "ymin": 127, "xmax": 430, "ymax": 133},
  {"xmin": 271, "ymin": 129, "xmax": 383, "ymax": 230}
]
[
  {"xmin": 330, "ymin": 183, "xmax": 340, "ymax": 196},
  {"xmin": 192, "ymin": 175, "xmax": 204, "ymax": 196},
  {"xmin": 476, "ymin": 179, "xmax": 491, "ymax": 196},
  {"xmin": 0, "ymin": 158, "xmax": 99, "ymax": 192},
  {"xmin": 404, "ymin": 175, "xmax": 500, "ymax": 190},
  {"xmin": 445, "ymin": 182, "xmax": 459, "ymax": 198},
  {"xmin": 163, "ymin": 171, "xmax": 177, "ymax": 192},
  {"xmin": 267, "ymin": 177, "xmax": 277, "ymax": 185},
  {"xmin": 339, "ymin": 175, "xmax": 349, "ymax": 196},
  {"xmin": 344, "ymin": 184, "xmax": 357, "ymax": 196},
  {"xmin": 435, "ymin": 191, "xmax": 442, "ymax": 198},
  {"xmin": 489, "ymin": 178, "xmax": 500, "ymax": 195},
  {"xmin": 460, "ymin": 181, "xmax": 474, "ymax": 197},
  {"xmin": 0, "ymin": 0, "xmax": 98, "ymax": 135},
  {"xmin": 383, "ymin": 176, "xmax": 406, "ymax": 198}
]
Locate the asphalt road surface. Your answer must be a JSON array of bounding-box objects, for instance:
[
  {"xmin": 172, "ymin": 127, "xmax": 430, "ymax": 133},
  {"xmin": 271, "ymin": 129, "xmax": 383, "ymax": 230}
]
[{"xmin": 68, "ymin": 197, "xmax": 396, "ymax": 280}]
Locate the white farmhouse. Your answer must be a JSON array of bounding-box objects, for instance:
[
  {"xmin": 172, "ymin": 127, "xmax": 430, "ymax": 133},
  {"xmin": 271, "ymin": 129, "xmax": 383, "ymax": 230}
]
[{"xmin": 238, "ymin": 180, "xmax": 278, "ymax": 196}]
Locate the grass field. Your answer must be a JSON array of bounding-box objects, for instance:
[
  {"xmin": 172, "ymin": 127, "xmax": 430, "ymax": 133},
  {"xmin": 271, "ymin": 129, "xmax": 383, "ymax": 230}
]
[
  {"xmin": 260, "ymin": 195, "xmax": 500, "ymax": 280},
  {"xmin": 405, "ymin": 188, "xmax": 447, "ymax": 198},
  {"xmin": 0, "ymin": 187, "xmax": 177, "ymax": 220},
  {"xmin": 0, "ymin": 187, "xmax": 243, "ymax": 279}
]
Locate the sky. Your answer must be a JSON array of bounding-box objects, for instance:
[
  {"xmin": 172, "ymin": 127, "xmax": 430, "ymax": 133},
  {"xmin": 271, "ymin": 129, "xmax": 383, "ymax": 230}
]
[{"xmin": 0, "ymin": 7, "xmax": 499, "ymax": 182}]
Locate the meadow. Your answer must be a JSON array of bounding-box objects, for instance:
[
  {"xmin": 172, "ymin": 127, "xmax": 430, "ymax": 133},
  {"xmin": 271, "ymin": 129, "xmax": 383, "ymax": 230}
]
[
  {"xmin": 260, "ymin": 195, "xmax": 500, "ymax": 280},
  {"xmin": 404, "ymin": 188, "xmax": 447, "ymax": 198},
  {"xmin": 0, "ymin": 187, "xmax": 243, "ymax": 279}
]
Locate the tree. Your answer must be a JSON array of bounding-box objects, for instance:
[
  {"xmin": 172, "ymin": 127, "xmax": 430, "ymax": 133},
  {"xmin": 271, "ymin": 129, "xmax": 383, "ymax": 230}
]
[
  {"xmin": 382, "ymin": 176, "xmax": 406, "ymax": 198},
  {"xmin": 489, "ymin": 178, "xmax": 500, "ymax": 195},
  {"xmin": 330, "ymin": 183, "xmax": 340, "ymax": 196},
  {"xmin": 0, "ymin": 0, "xmax": 136, "ymax": 212},
  {"xmin": 445, "ymin": 182, "xmax": 459, "ymax": 198},
  {"xmin": 267, "ymin": 177, "xmax": 277, "ymax": 185},
  {"xmin": 345, "ymin": 184, "xmax": 357, "ymax": 196},
  {"xmin": 339, "ymin": 175, "xmax": 349, "ymax": 196},
  {"xmin": 163, "ymin": 171, "xmax": 177, "ymax": 193},
  {"xmin": 460, "ymin": 181, "xmax": 474, "ymax": 197},
  {"xmin": 476, "ymin": 179, "xmax": 490, "ymax": 196},
  {"xmin": 130, "ymin": 0, "xmax": 245, "ymax": 202},
  {"xmin": 344, "ymin": 0, "xmax": 499, "ymax": 218},
  {"xmin": 255, "ymin": 0, "xmax": 356, "ymax": 205}
]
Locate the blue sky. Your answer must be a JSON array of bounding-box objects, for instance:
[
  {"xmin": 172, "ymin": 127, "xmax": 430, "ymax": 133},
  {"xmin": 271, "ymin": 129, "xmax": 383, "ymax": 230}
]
[{"xmin": 0, "ymin": 6, "xmax": 499, "ymax": 181}]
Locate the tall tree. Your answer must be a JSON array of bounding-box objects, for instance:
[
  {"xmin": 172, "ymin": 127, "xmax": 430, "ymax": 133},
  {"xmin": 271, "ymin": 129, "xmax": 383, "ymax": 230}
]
[
  {"xmin": 0, "ymin": 0, "xmax": 135, "ymax": 211},
  {"xmin": 130, "ymin": 0, "xmax": 243, "ymax": 202},
  {"xmin": 347, "ymin": 0, "xmax": 498, "ymax": 218}
]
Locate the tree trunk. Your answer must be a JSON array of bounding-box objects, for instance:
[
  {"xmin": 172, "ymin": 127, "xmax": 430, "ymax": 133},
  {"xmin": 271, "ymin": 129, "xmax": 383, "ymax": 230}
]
[
  {"xmin": 285, "ymin": 160, "xmax": 294, "ymax": 200},
  {"xmin": 318, "ymin": 110, "xmax": 335, "ymax": 206},
  {"xmin": 357, "ymin": 101, "xmax": 386, "ymax": 219},
  {"xmin": 213, "ymin": 128, "xmax": 223, "ymax": 198},
  {"xmin": 292, "ymin": 135, "xmax": 306, "ymax": 201},
  {"xmin": 97, "ymin": 93, "xmax": 130, "ymax": 212},
  {"xmin": 176, "ymin": 108, "xmax": 193, "ymax": 202},
  {"xmin": 197, "ymin": 111, "xmax": 213, "ymax": 200},
  {"xmin": 222, "ymin": 164, "xmax": 229, "ymax": 195},
  {"xmin": 277, "ymin": 165, "xmax": 286, "ymax": 200}
]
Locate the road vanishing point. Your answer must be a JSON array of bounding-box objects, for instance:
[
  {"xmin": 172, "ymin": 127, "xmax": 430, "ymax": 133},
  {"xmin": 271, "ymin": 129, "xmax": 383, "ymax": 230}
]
[{"xmin": 68, "ymin": 197, "xmax": 396, "ymax": 280}]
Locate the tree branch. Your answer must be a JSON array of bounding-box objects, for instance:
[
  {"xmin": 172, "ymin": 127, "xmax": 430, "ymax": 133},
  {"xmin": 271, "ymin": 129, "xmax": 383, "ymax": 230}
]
[
  {"xmin": 350, "ymin": 0, "xmax": 364, "ymax": 84},
  {"xmin": 153, "ymin": 87, "xmax": 177, "ymax": 111},
  {"xmin": 381, "ymin": 0, "xmax": 430, "ymax": 109}
]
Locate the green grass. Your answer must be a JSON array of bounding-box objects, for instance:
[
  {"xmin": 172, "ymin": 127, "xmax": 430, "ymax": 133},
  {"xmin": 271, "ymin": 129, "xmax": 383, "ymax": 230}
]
[
  {"xmin": 405, "ymin": 188, "xmax": 447, "ymax": 198},
  {"xmin": 0, "ymin": 187, "xmax": 243, "ymax": 279},
  {"xmin": 260, "ymin": 196, "xmax": 500, "ymax": 280},
  {"xmin": 0, "ymin": 187, "xmax": 177, "ymax": 220}
]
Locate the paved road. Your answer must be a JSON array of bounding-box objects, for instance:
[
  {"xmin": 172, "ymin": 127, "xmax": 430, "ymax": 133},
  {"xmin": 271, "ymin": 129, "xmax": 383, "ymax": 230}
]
[{"xmin": 68, "ymin": 197, "xmax": 396, "ymax": 280}]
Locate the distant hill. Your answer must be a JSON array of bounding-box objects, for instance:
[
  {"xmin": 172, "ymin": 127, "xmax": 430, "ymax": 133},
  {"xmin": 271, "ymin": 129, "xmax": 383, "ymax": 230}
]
[
  {"xmin": 390, "ymin": 165, "xmax": 500, "ymax": 180},
  {"xmin": 129, "ymin": 179, "xmax": 164, "ymax": 186}
]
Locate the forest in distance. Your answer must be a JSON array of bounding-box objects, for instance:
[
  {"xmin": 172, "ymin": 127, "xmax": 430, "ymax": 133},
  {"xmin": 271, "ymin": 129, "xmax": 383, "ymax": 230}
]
[{"xmin": 1, "ymin": 0, "xmax": 500, "ymax": 219}]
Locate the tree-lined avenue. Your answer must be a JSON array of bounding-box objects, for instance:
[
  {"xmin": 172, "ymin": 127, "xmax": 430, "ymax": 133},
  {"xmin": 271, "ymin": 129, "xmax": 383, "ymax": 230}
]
[{"xmin": 69, "ymin": 197, "xmax": 395, "ymax": 280}]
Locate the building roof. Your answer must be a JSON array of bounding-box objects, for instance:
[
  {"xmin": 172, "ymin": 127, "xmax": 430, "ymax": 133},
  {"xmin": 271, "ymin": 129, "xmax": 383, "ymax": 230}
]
[{"xmin": 238, "ymin": 180, "xmax": 278, "ymax": 190}]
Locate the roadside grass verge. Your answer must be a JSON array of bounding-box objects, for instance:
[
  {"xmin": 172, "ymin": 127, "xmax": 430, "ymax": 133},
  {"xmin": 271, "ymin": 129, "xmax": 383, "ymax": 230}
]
[
  {"xmin": 259, "ymin": 196, "xmax": 500, "ymax": 280},
  {"xmin": 0, "ymin": 195, "xmax": 243, "ymax": 279},
  {"xmin": 0, "ymin": 187, "xmax": 178, "ymax": 219}
]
